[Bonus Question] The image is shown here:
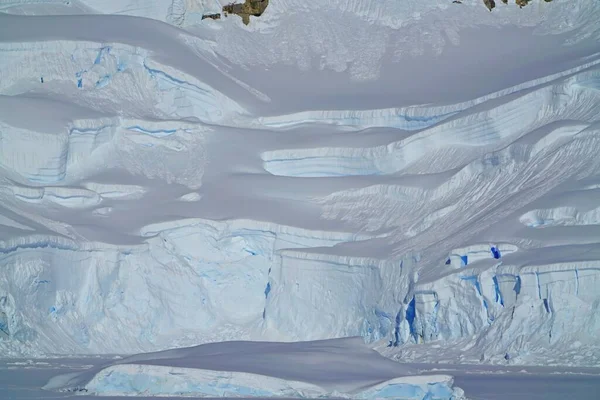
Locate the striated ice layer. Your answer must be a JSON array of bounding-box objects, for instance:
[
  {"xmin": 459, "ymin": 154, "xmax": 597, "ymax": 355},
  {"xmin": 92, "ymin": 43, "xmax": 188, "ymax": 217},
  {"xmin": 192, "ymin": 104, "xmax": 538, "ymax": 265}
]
[
  {"xmin": 261, "ymin": 68, "xmax": 600, "ymax": 178},
  {"xmin": 0, "ymin": 219, "xmax": 385, "ymax": 355},
  {"xmin": 81, "ymin": 365, "xmax": 462, "ymax": 399},
  {"xmin": 0, "ymin": 41, "xmax": 246, "ymax": 123},
  {"xmin": 85, "ymin": 364, "xmax": 325, "ymax": 398}
]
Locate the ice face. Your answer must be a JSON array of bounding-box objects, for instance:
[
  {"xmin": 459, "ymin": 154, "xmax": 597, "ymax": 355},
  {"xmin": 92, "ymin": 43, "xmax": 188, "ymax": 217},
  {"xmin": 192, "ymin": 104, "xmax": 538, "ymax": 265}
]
[{"xmin": 83, "ymin": 365, "xmax": 462, "ymax": 399}]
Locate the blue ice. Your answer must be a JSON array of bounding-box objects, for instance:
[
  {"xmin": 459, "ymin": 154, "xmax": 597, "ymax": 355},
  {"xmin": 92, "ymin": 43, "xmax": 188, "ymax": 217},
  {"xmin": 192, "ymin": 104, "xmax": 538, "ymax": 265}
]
[
  {"xmin": 367, "ymin": 384, "xmax": 423, "ymax": 398},
  {"xmin": 126, "ymin": 126, "xmax": 177, "ymax": 137},
  {"xmin": 406, "ymin": 297, "xmax": 417, "ymax": 340},
  {"xmin": 143, "ymin": 63, "xmax": 209, "ymax": 94},
  {"xmin": 492, "ymin": 276, "xmax": 504, "ymax": 306},
  {"xmin": 460, "ymin": 275, "xmax": 482, "ymax": 296},
  {"xmin": 543, "ymin": 298, "xmax": 551, "ymax": 313},
  {"xmin": 0, "ymin": 240, "xmax": 77, "ymax": 255},
  {"xmin": 491, "ymin": 246, "xmax": 501, "ymax": 259},
  {"xmin": 95, "ymin": 75, "xmax": 112, "ymax": 88},
  {"xmin": 70, "ymin": 126, "xmax": 110, "ymax": 135},
  {"xmin": 391, "ymin": 111, "xmax": 458, "ymax": 130},
  {"xmin": 362, "ymin": 381, "xmax": 454, "ymax": 399},
  {"xmin": 90, "ymin": 370, "xmax": 275, "ymax": 397},
  {"xmin": 263, "ymin": 155, "xmax": 381, "ymax": 177},
  {"xmin": 94, "ymin": 46, "xmax": 110, "ymax": 65},
  {"xmin": 26, "ymin": 170, "xmax": 66, "ymax": 184}
]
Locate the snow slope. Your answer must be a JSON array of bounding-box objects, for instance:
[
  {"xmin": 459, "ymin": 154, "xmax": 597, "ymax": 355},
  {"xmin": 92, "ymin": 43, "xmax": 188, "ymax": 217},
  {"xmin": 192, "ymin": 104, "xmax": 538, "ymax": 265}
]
[
  {"xmin": 1, "ymin": 0, "xmax": 600, "ymax": 368},
  {"xmin": 43, "ymin": 337, "xmax": 466, "ymax": 399}
]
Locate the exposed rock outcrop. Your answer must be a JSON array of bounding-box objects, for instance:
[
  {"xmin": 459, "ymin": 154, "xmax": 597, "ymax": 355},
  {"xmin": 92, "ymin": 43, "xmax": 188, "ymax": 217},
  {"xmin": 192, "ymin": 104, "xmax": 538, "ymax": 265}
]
[
  {"xmin": 223, "ymin": 0, "xmax": 269, "ymax": 25},
  {"xmin": 484, "ymin": 0, "xmax": 553, "ymax": 10}
]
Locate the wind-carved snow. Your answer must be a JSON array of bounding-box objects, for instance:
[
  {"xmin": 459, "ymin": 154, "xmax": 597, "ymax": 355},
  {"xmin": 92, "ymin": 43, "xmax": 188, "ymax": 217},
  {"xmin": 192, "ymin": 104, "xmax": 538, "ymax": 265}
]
[
  {"xmin": 0, "ymin": 41, "xmax": 246, "ymax": 123},
  {"xmin": 178, "ymin": 192, "xmax": 202, "ymax": 202},
  {"xmin": 0, "ymin": 98, "xmax": 209, "ymax": 186},
  {"xmin": 520, "ymin": 206, "xmax": 600, "ymax": 228},
  {"xmin": 0, "ymin": 214, "xmax": 34, "ymax": 232},
  {"xmin": 0, "ymin": 118, "xmax": 112, "ymax": 184},
  {"xmin": 82, "ymin": 182, "xmax": 146, "ymax": 200},
  {"xmin": 257, "ymin": 108, "xmax": 459, "ymax": 130},
  {"xmin": 9, "ymin": 186, "xmax": 102, "ymax": 208},
  {"xmin": 0, "ymin": 0, "xmax": 224, "ymax": 27},
  {"xmin": 261, "ymin": 68, "xmax": 600, "ymax": 178},
  {"xmin": 1, "ymin": 2, "xmax": 600, "ymax": 372}
]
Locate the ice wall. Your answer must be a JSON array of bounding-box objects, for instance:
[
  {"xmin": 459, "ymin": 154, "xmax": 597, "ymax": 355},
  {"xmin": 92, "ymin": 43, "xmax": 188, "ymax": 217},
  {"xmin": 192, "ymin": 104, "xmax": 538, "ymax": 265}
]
[
  {"xmin": 81, "ymin": 365, "xmax": 463, "ymax": 399},
  {"xmin": 84, "ymin": 364, "xmax": 326, "ymax": 398},
  {"xmin": 0, "ymin": 220, "xmax": 386, "ymax": 355}
]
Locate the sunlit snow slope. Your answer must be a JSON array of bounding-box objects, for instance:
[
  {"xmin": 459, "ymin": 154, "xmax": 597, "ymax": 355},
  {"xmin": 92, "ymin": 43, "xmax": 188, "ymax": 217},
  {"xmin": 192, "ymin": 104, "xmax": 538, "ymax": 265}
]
[{"xmin": 1, "ymin": 0, "xmax": 600, "ymax": 366}]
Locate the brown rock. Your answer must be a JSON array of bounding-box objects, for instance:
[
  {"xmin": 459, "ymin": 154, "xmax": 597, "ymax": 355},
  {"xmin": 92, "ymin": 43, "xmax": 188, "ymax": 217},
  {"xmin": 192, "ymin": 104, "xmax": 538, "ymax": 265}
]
[
  {"xmin": 483, "ymin": 0, "xmax": 496, "ymax": 11},
  {"xmin": 223, "ymin": 0, "xmax": 269, "ymax": 25}
]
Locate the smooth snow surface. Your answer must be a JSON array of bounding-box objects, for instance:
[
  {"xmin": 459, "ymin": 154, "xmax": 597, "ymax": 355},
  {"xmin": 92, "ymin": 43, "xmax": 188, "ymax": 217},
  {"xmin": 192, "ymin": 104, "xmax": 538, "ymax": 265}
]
[{"xmin": 1, "ymin": 0, "xmax": 600, "ymax": 373}]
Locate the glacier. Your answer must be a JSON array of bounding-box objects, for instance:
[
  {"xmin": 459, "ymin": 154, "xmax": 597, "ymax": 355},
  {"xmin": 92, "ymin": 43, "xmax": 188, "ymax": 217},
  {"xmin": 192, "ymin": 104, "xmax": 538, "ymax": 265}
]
[{"xmin": 1, "ymin": 2, "xmax": 600, "ymax": 399}]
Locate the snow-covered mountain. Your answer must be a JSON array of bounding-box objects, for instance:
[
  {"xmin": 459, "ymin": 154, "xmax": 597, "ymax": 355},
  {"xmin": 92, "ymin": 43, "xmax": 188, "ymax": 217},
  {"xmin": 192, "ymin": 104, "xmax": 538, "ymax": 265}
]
[{"xmin": 1, "ymin": 0, "xmax": 599, "ymax": 368}]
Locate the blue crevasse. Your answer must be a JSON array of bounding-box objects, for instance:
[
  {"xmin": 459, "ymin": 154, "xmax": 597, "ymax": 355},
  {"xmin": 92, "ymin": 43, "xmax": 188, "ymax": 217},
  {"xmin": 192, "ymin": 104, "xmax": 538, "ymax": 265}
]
[
  {"xmin": 491, "ymin": 246, "xmax": 501, "ymax": 259},
  {"xmin": 492, "ymin": 276, "xmax": 504, "ymax": 306},
  {"xmin": 94, "ymin": 46, "xmax": 110, "ymax": 64},
  {"xmin": 126, "ymin": 126, "xmax": 177, "ymax": 138},
  {"xmin": 406, "ymin": 297, "xmax": 417, "ymax": 341},
  {"xmin": 514, "ymin": 275, "xmax": 522, "ymax": 295},
  {"xmin": 460, "ymin": 275, "xmax": 482, "ymax": 296},
  {"xmin": 543, "ymin": 298, "xmax": 551, "ymax": 313}
]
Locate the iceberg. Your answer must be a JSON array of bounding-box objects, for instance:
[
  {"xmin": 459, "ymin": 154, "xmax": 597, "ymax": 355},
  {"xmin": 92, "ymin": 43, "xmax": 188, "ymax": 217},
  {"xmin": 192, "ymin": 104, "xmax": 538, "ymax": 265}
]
[{"xmin": 43, "ymin": 338, "xmax": 466, "ymax": 399}]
